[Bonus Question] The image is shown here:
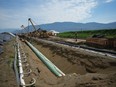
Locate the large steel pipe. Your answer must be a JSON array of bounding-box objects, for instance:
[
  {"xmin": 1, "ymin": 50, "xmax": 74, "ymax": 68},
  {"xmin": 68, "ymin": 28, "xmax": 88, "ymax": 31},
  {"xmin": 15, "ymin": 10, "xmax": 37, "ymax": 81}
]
[{"xmin": 25, "ymin": 40, "xmax": 65, "ymax": 77}]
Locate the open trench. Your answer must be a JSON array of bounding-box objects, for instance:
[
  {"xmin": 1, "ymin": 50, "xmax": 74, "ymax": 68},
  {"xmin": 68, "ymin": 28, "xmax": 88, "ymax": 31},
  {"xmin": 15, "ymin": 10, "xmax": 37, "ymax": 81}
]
[
  {"xmin": 32, "ymin": 42, "xmax": 86, "ymax": 74},
  {"xmin": 27, "ymin": 38, "xmax": 116, "ymax": 75},
  {"xmin": 19, "ymin": 38, "xmax": 116, "ymax": 87}
]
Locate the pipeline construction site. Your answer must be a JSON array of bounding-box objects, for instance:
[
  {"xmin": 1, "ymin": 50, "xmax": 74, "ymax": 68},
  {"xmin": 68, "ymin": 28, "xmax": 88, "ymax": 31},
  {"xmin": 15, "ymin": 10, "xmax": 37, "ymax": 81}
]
[{"xmin": 0, "ymin": 18, "xmax": 116, "ymax": 87}]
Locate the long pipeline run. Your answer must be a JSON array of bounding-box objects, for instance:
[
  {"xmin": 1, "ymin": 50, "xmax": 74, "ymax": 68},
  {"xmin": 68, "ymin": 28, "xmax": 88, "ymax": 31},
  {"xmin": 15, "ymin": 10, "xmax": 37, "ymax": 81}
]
[{"xmin": 25, "ymin": 40, "xmax": 65, "ymax": 77}]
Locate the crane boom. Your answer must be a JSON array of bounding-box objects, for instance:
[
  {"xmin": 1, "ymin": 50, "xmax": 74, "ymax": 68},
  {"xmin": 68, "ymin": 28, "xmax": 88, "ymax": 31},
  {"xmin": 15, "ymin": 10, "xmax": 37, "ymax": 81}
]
[
  {"xmin": 27, "ymin": 18, "xmax": 49, "ymax": 38},
  {"xmin": 21, "ymin": 25, "xmax": 28, "ymax": 33},
  {"xmin": 28, "ymin": 18, "xmax": 37, "ymax": 31}
]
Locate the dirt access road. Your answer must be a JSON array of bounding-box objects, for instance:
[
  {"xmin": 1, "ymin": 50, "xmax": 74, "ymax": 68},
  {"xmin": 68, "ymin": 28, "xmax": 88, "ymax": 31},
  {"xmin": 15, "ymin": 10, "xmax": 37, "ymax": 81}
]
[{"xmin": 48, "ymin": 36, "xmax": 86, "ymax": 43}]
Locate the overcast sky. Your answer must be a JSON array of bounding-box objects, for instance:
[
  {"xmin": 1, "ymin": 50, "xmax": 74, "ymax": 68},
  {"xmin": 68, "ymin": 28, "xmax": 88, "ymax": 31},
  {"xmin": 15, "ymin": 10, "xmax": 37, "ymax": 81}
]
[{"xmin": 0, "ymin": 0, "xmax": 116, "ymax": 29}]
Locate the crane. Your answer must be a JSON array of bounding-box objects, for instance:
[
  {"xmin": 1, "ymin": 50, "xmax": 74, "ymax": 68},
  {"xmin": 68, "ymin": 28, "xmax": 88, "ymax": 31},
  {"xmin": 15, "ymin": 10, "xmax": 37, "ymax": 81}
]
[
  {"xmin": 28, "ymin": 18, "xmax": 49, "ymax": 38},
  {"xmin": 20, "ymin": 25, "xmax": 28, "ymax": 41},
  {"xmin": 21, "ymin": 25, "xmax": 28, "ymax": 33},
  {"xmin": 21, "ymin": 25, "xmax": 30, "ymax": 37},
  {"xmin": 28, "ymin": 18, "xmax": 37, "ymax": 31}
]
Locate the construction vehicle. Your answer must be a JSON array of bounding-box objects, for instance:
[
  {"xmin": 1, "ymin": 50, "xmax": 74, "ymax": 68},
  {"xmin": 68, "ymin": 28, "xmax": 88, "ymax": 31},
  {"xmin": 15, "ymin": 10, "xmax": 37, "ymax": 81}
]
[
  {"xmin": 28, "ymin": 18, "xmax": 49, "ymax": 38},
  {"xmin": 19, "ymin": 25, "xmax": 32, "ymax": 41}
]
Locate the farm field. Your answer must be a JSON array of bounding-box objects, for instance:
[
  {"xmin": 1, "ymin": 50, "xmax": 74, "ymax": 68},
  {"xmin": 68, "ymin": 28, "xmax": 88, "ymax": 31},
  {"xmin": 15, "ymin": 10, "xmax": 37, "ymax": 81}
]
[{"xmin": 58, "ymin": 29, "xmax": 116, "ymax": 39}]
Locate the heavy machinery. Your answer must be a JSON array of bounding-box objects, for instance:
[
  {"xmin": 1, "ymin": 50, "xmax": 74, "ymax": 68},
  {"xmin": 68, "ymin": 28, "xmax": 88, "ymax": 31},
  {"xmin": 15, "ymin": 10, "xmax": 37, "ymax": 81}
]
[
  {"xmin": 28, "ymin": 18, "xmax": 49, "ymax": 38},
  {"xmin": 19, "ymin": 25, "xmax": 28, "ymax": 41}
]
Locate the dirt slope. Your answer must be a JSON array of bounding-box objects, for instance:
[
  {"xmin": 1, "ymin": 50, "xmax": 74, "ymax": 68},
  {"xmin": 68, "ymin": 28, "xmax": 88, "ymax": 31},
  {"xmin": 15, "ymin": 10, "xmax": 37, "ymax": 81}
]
[
  {"xmin": 22, "ymin": 39, "xmax": 116, "ymax": 87},
  {"xmin": 0, "ymin": 39, "xmax": 17, "ymax": 87},
  {"xmin": 1, "ymin": 38, "xmax": 116, "ymax": 87}
]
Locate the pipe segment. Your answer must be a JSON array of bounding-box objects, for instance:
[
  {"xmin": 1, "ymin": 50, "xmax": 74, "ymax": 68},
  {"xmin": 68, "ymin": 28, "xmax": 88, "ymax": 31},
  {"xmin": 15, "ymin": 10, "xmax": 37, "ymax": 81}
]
[
  {"xmin": 16, "ymin": 37, "xmax": 36, "ymax": 86},
  {"xmin": 25, "ymin": 40, "xmax": 65, "ymax": 77},
  {"xmin": 14, "ymin": 44, "xmax": 20, "ymax": 87},
  {"xmin": 17, "ymin": 44, "xmax": 26, "ymax": 87}
]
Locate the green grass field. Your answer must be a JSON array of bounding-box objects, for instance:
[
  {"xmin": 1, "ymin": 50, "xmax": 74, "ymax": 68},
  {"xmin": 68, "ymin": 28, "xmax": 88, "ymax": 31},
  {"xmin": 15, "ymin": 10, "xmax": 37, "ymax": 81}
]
[{"xmin": 57, "ymin": 29, "xmax": 116, "ymax": 39}]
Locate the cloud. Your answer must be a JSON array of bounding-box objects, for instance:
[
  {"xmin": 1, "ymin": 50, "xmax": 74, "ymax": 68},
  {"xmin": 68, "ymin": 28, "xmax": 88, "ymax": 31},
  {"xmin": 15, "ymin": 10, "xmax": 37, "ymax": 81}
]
[
  {"xmin": 105, "ymin": 0, "xmax": 113, "ymax": 3},
  {"xmin": 37, "ymin": 0, "xmax": 97, "ymax": 23},
  {"xmin": 0, "ymin": 10, "xmax": 28, "ymax": 29},
  {"xmin": 0, "ymin": 0, "xmax": 97, "ymax": 29}
]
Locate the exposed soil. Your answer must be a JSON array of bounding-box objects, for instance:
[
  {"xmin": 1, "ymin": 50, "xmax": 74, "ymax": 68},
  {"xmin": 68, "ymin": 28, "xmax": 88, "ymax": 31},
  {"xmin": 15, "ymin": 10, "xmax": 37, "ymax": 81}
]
[
  {"xmin": 32, "ymin": 39, "xmax": 116, "ymax": 73},
  {"xmin": 0, "ymin": 39, "xmax": 17, "ymax": 87},
  {"xmin": 22, "ymin": 38, "xmax": 116, "ymax": 87},
  {"xmin": 0, "ymin": 37, "xmax": 116, "ymax": 87}
]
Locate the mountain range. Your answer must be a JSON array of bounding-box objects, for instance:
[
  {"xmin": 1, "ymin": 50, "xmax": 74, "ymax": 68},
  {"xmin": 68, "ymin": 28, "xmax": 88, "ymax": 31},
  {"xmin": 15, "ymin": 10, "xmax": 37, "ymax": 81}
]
[
  {"xmin": 0, "ymin": 29, "xmax": 19, "ymax": 33},
  {"xmin": 1, "ymin": 22, "xmax": 116, "ymax": 33},
  {"xmin": 38, "ymin": 22, "xmax": 116, "ymax": 32}
]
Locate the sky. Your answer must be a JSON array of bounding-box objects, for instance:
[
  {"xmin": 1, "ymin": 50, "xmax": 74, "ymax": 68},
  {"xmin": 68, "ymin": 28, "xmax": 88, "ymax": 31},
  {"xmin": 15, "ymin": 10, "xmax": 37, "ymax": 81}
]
[{"xmin": 0, "ymin": 0, "xmax": 116, "ymax": 29}]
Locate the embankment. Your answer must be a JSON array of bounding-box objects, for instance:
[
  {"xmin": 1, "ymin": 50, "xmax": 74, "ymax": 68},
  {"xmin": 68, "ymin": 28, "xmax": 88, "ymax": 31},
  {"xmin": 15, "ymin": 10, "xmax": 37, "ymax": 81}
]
[{"xmin": 31, "ymin": 38, "xmax": 116, "ymax": 75}]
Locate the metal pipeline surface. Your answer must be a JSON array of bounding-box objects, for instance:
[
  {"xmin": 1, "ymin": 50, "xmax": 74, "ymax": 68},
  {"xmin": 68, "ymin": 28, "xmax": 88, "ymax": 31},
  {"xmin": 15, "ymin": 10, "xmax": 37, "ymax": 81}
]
[{"xmin": 25, "ymin": 40, "xmax": 65, "ymax": 77}]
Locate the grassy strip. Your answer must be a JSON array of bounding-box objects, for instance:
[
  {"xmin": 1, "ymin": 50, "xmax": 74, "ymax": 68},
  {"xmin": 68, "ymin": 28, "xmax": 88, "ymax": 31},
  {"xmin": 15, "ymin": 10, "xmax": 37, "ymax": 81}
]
[{"xmin": 57, "ymin": 29, "xmax": 116, "ymax": 39}]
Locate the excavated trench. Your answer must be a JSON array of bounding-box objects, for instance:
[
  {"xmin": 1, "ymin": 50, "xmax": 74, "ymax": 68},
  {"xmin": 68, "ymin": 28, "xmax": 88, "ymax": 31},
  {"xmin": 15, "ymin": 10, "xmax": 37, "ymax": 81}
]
[{"xmin": 29, "ymin": 38, "xmax": 116, "ymax": 75}]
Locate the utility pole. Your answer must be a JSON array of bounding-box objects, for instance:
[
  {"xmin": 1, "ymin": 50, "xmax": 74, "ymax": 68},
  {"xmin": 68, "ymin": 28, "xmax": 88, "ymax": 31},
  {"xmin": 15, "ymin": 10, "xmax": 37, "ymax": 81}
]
[{"xmin": 75, "ymin": 32, "xmax": 78, "ymax": 42}]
